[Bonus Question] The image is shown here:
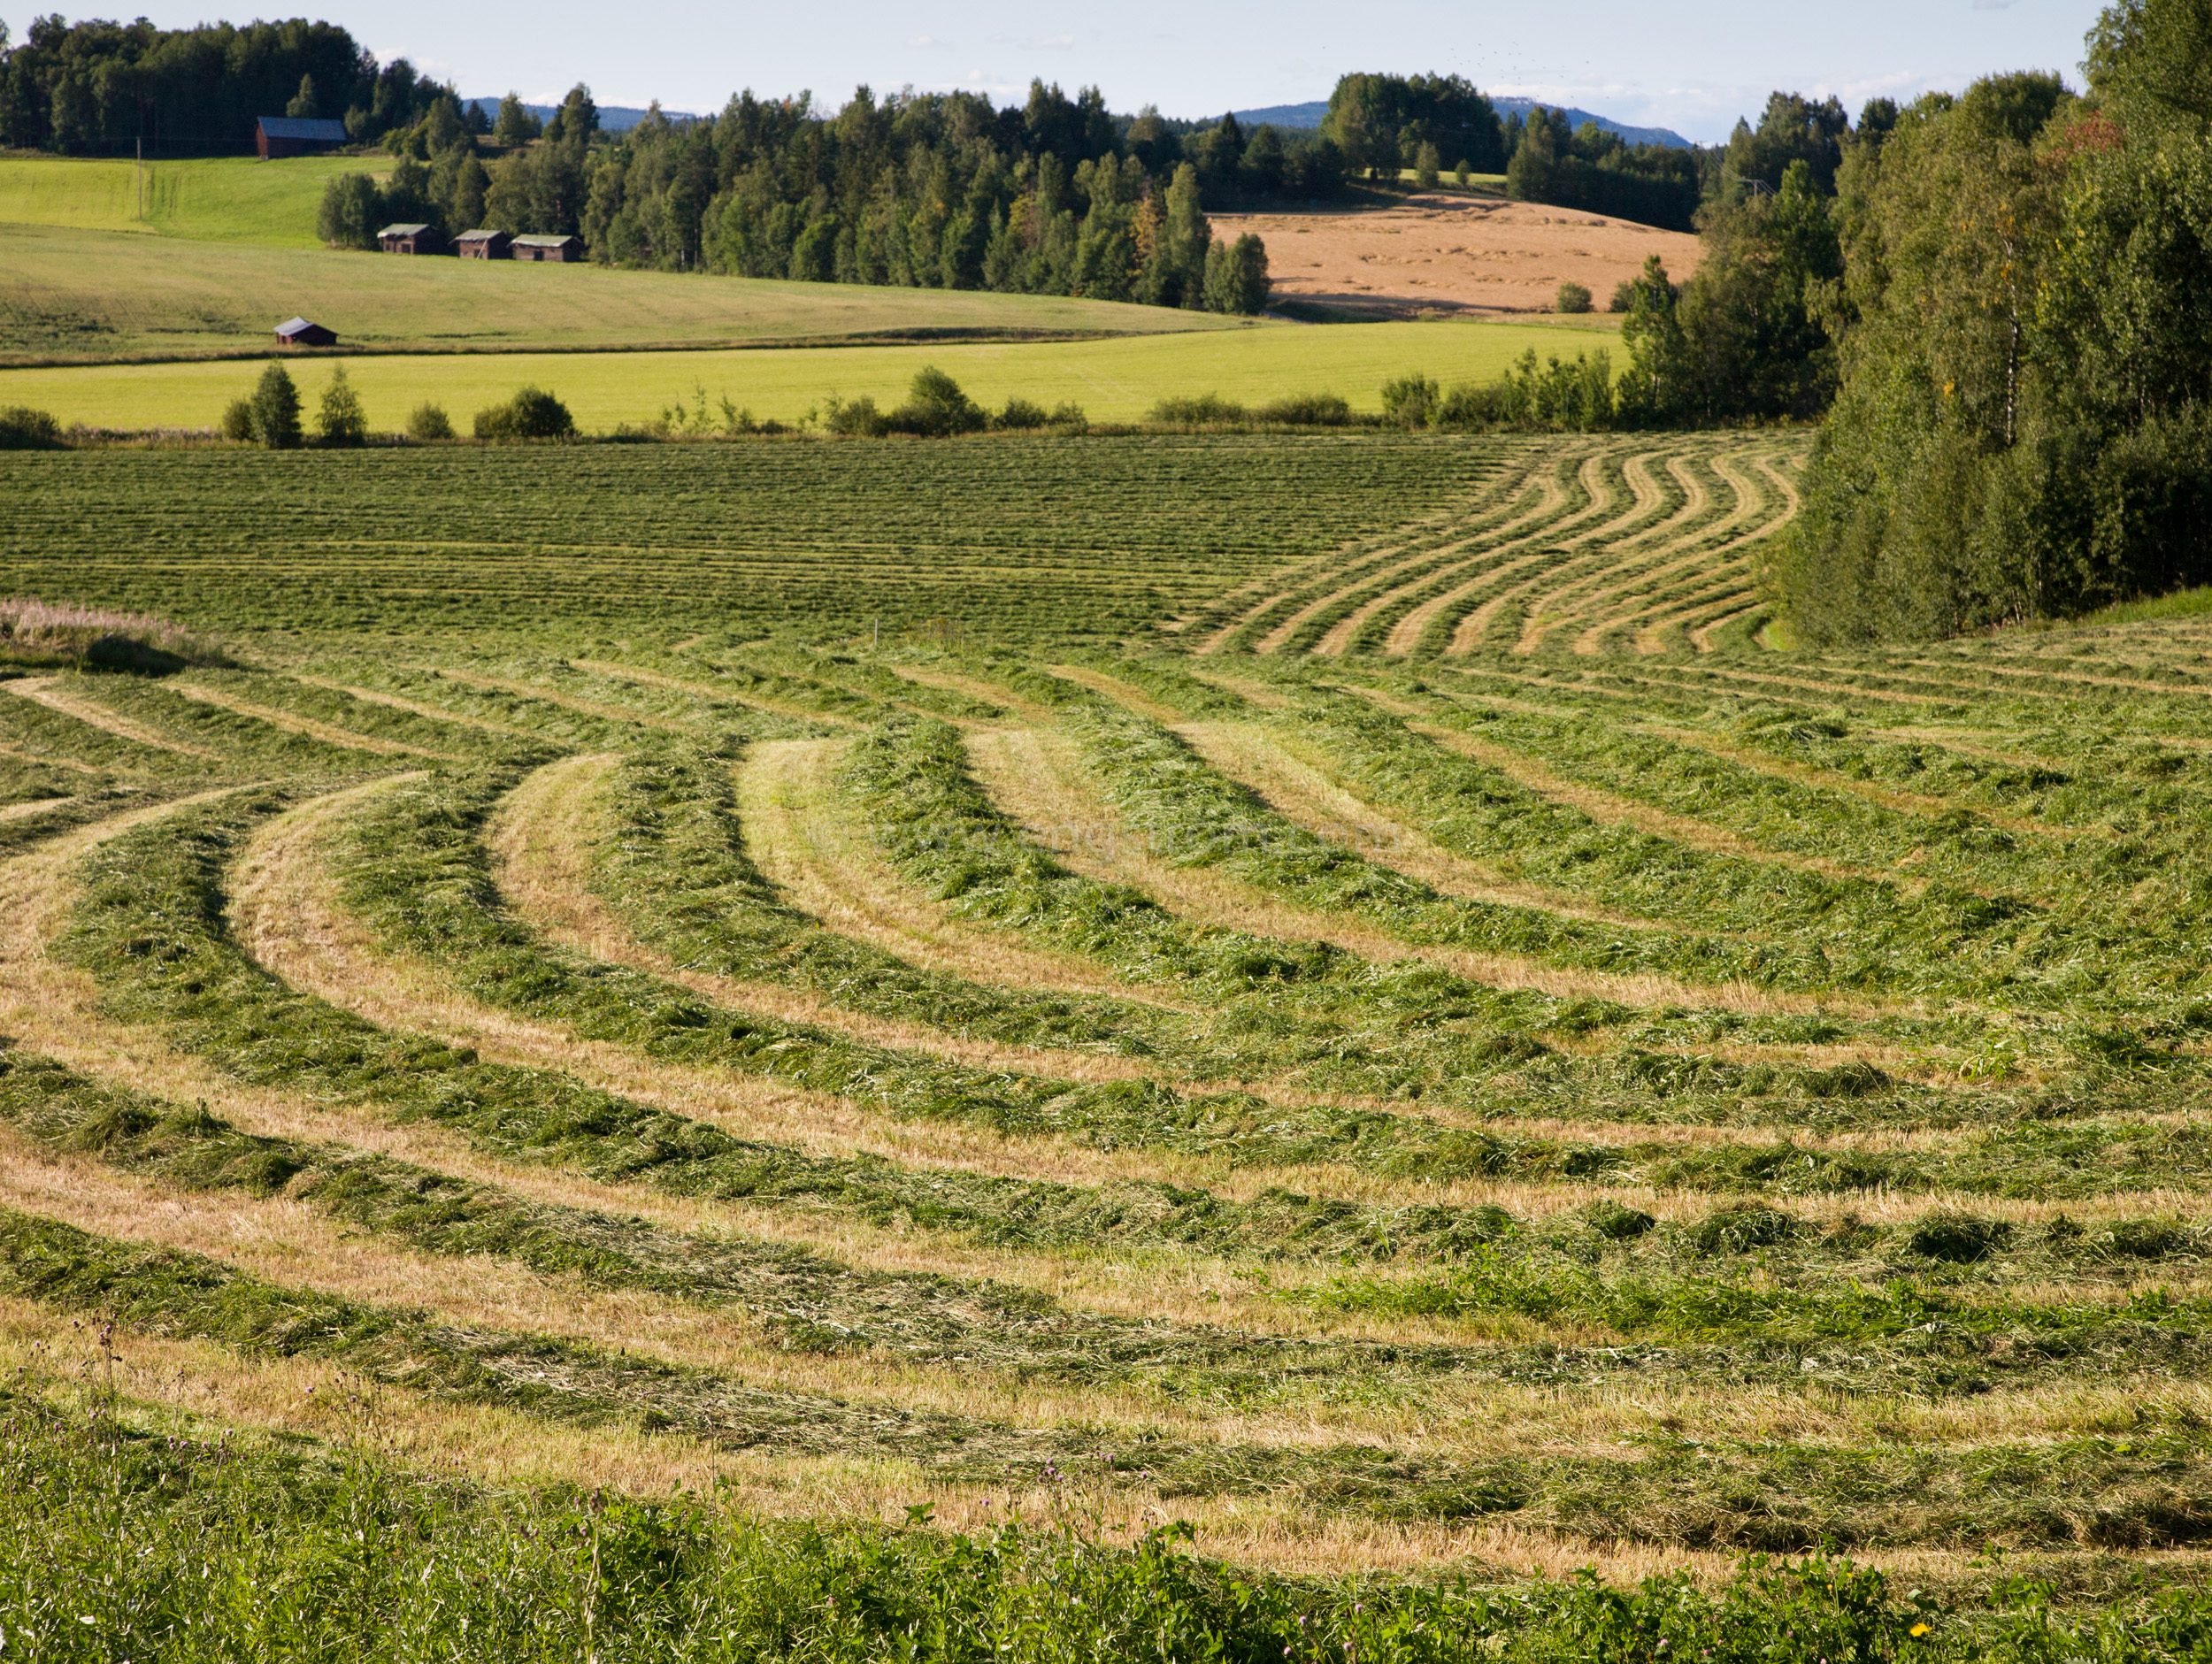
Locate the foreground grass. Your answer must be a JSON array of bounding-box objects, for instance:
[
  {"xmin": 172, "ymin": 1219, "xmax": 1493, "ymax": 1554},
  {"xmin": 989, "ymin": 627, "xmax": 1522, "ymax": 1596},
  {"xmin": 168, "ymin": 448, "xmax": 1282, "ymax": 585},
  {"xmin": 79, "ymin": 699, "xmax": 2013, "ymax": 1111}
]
[{"xmin": 19, "ymin": 1385, "xmax": 2200, "ymax": 1661}]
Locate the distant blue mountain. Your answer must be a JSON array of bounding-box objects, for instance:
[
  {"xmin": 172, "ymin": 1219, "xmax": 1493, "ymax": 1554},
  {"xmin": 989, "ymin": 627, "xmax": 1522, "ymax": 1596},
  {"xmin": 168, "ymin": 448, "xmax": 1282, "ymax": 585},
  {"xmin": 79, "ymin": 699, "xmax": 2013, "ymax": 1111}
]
[
  {"xmin": 464, "ymin": 98, "xmax": 699, "ymax": 133},
  {"xmin": 1227, "ymin": 97, "xmax": 1692, "ymax": 151}
]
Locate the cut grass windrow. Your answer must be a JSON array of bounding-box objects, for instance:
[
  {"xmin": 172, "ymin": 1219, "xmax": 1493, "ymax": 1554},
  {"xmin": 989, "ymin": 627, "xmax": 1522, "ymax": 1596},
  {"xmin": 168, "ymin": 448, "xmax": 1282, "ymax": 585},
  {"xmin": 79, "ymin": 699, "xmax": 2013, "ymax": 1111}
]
[{"xmin": 19, "ymin": 1202, "xmax": 2212, "ymax": 1548}]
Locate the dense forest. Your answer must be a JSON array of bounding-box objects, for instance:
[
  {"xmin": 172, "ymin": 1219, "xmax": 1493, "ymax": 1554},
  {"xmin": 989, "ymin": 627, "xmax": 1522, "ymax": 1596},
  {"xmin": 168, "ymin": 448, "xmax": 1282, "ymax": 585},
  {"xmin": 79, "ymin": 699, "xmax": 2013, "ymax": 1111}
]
[
  {"xmin": 1771, "ymin": 0, "xmax": 2212, "ymax": 640},
  {"xmin": 0, "ymin": 14, "xmax": 457, "ymax": 151}
]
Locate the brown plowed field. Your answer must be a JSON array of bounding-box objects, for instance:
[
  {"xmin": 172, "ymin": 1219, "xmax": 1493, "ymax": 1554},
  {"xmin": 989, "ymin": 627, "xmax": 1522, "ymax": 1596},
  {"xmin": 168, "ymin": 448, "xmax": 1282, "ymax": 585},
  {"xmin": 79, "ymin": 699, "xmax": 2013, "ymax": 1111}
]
[{"xmin": 1211, "ymin": 191, "xmax": 1704, "ymax": 318}]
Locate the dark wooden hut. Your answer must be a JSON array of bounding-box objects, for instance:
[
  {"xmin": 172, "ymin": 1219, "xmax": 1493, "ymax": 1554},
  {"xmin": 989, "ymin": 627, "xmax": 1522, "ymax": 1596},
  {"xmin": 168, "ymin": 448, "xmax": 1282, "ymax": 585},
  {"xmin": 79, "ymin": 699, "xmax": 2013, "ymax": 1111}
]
[
  {"xmin": 511, "ymin": 234, "xmax": 584, "ymax": 263},
  {"xmin": 378, "ymin": 223, "xmax": 448, "ymax": 255},
  {"xmin": 456, "ymin": 229, "xmax": 513, "ymax": 259},
  {"xmin": 274, "ymin": 317, "xmax": 337, "ymax": 348}
]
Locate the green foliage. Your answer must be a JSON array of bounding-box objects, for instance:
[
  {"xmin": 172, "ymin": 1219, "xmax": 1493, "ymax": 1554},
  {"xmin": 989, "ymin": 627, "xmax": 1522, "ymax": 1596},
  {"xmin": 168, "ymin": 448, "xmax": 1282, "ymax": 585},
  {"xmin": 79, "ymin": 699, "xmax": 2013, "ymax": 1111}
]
[
  {"xmin": 887, "ymin": 365, "xmax": 988, "ymax": 436},
  {"xmin": 1505, "ymin": 106, "xmax": 1700, "ymax": 232},
  {"xmin": 1555, "ymin": 280, "xmax": 1593, "ymax": 314},
  {"xmin": 1202, "ymin": 232, "xmax": 1271, "ymax": 315},
  {"xmin": 245, "ymin": 362, "xmax": 301, "ymax": 449},
  {"xmin": 1382, "ymin": 372, "xmax": 1441, "ymax": 427},
  {"xmin": 473, "ymin": 385, "xmax": 576, "ymax": 441},
  {"xmin": 1622, "ymin": 162, "xmax": 1840, "ymax": 423},
  {"xmin": 0, "ymin": 405, "xmax": 62, "ymax": 449},
  {"xmin": 314, "ymin": 173, "xmax": 381, "ymax": 250},
  {"xmin": 218, "ymin": 398, "xmax": 254, "ymax": 441},
  {"xmin": 313, "ymin": 365, "xmax": 367, "ymax": 447},
  {"xmin": 1771, "ymin": 14, "xmax": 2212, "ymax": 641},
  {"xmin": 404, "ymin": 400, "xmax": 455, "ymax": 441},
  {"xmin": 1325, "ymin": 73, "xmax": 1508, "ymax": 179}
]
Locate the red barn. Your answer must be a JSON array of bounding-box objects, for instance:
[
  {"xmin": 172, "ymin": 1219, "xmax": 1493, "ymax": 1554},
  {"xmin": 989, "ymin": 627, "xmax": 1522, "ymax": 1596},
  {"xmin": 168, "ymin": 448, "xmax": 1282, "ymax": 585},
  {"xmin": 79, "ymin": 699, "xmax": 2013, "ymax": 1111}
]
[{"xmin": 255, "ymin": 117, "xmax": 349, "ymax": 159}]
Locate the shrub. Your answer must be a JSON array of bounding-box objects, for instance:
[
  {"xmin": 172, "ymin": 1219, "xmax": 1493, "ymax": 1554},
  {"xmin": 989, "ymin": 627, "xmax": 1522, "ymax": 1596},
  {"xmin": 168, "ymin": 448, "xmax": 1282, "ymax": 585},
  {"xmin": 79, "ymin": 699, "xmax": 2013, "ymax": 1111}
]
[
  {"xmin": 1556, "ymin": 280, "xmax": 1594, "ymax": 314},
  {"xmin": 886, "ymin": 367, "xmax": 987, "ymax": 437},
  {"xmin": 219, "ymin": 399, "xmax": 255, "ymax": 442},
  {"xmin": 405, "ymin": 402, "xmax": 456, "ymax": 442},
  {"xmin": 1436, "ymin": 381, "xmax": 1501, "ymax": 428},
  {"xmin": 1252, "ymin": 393, "xmax": 1353, "ymax": 426},
  {"xmin": 1609, "ymin": 278, "xmax": 1639, "ymax": 313},
  {"xmin": 247, "ymin": 363, "xmax": 302, "ymax": 449},
  {"xmin": 1454, "ymin": 158, "xmax": 1471, "ymax": 188},
  {"xmin": 473, "ymin": 386, "xmax": 576, "ymax": 441},
  {"xmin": 1380, "ymin": 372, "xmax": 1440, "ymax": 427},
  {"xmin": 821, "ymin": 395, "xmax": 889, "ymax": 437},
  {"xmin": 1415, "ymin": 141, "xmax": 1441, "ymax": 189},
  {"xmin": 994, "ymin": 396, "xmax": 1050, "ymax": 430},
  {"xmin": 1148, "ymin": 393, "xmax": 1248, "ymax": 426},
  {"xmin": 0, "ymin": 407, "xmax": 63, "ymax": 449},
  {"xmin": 1048, "ymin": 400, "xmax": 1088, "ymax": 432},
  {"xmin": 314, "ymin": 366, "xmax": 367, "ymax": 447}
]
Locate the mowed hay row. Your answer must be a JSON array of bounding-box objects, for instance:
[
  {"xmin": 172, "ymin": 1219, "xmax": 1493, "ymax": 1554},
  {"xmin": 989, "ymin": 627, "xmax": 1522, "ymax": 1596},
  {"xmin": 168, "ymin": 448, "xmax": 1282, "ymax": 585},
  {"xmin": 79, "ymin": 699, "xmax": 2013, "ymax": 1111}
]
[{"xmin": 12, "ymin": 427, "xmax": 2212, "ymax": 1633}]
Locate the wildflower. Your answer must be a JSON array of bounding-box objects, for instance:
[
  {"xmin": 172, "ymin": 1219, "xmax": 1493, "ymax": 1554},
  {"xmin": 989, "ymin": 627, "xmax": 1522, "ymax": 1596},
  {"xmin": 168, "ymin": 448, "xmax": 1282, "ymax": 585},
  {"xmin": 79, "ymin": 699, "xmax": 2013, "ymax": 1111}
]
[{"xmin": 1910, "ymin": 1622, "xmax": 1932, "ymax": 1638}]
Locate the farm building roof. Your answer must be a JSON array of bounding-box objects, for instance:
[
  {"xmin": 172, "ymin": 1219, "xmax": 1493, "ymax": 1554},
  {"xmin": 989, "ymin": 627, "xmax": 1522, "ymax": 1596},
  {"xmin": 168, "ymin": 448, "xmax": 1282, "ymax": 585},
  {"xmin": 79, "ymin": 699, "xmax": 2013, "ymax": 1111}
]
[
  {"xmin": 257, "ymin": 117, "xmax": 349, "ymax": 142},
  {"xmin": 274, "ymin": 317, "xmax": 326, "ymax": 337},
  {"xmin": 511, "ymin": 234, "xmax": 580, "ymax": 247},
  {"xmin": 457, "ymin": 228, "xmax": 506, "ymax": 240},
  {"xmin": 379, "ymin": 223, "xmax": 434, "ymax": 237}
]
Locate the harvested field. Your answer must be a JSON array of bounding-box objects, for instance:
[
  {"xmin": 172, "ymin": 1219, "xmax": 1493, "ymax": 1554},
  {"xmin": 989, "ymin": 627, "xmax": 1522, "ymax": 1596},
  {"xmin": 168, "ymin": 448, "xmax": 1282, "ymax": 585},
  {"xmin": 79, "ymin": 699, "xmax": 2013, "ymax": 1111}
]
[
  {"xmin": 1211, "ymin": 192, "xmax": 1704, "ymax": 318},
  {"xmin": 5, "ymin": 426, "xmax": 2212, "ymax": 1653}
]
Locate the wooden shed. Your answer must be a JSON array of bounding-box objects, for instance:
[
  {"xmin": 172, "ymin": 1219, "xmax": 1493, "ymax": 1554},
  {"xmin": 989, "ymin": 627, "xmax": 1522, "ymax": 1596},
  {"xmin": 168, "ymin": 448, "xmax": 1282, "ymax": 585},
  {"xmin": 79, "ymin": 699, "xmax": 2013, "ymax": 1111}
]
[
  {"xmin": 511, "ymin": 234, "xmax": 584, "ymax": 263},
  {"xmin": 378, "ymin": 222, "xmax": 447, "ymax": 255},
  {"xmin": 255, "ymin": 116, "xmax": 348, "ymax": 159},
  {"xmin": 456, "ymin": 228, "xmax": 512, "ymax": 259},
  {"xmin": 274, "ymin": 317, "xmax": 337, "ymax": 348}
]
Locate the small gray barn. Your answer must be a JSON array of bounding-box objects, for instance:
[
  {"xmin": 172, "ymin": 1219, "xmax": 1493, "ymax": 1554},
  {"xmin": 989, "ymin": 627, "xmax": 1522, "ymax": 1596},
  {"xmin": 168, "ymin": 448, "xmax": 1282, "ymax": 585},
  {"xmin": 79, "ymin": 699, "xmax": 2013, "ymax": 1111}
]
[
  {"xmin": 256, "ymin": 116, "xmax": 348, "ymax": 159},
  {"xmin": 378, "ymin": 222, "xmax": 447, "ymax": 255},
  {"xmin": 274, "ymin": 317, "xmax": 337, "ymax": 347},
  {"xmin": 457, "ymin": 228, "xmax": 513, "ymax": 259},
  {"xmin": 511, "ymin": 234, "xmax": 584, "ymax": 263}
]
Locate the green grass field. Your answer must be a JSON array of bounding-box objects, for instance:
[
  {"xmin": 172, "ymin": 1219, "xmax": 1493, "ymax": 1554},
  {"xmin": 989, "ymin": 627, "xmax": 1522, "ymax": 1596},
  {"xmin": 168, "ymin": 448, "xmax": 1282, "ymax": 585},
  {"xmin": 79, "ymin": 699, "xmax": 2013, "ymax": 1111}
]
[
  {"xmin": 0, "ymin": 151, "xmax": 391, "ymax": 245},
  {"xmin": 0, "ymin": 315, "xmax": 1616, "ymax": 428},
  {"xmin": 0, "ymin": 222, "xmax": 1250, "ymax": 367},
  {"xmin": 8, "ymin": 427, "xmax": 2212, "ymax": 1656}
]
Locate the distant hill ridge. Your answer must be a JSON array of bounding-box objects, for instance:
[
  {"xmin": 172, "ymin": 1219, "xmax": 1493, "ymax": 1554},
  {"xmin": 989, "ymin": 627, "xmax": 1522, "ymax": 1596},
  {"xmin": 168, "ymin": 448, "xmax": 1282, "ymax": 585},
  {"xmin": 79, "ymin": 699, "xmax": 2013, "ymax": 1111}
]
[
  {"xmin": 464, "ymin": 98, "xmax": 698, "ymax": 132},
  {"xmin": 465, "ymin": 94, "xmax": 1689, "ymax": 150},
  {"xmin": 1227, "ymin": 97, "xmax": 1691, "ymax": 151}
]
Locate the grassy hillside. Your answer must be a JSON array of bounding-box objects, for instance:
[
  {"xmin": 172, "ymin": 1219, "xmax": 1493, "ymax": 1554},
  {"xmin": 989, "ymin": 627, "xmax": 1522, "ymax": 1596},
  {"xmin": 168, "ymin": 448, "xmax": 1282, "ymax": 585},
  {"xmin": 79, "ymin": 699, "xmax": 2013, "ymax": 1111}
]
[
  {"xmin": 7, "ymin": 430, "xmax": 2212, "ymax": 1655},
  {"xmin": 0, "ymin": 152, "xmax": 390, "ymax": 246},
  {"xmin": 0, "ymin": 223, "xmax": 1249, "ymax": 366},
  {"xmin": 0, "ymin": 315, "xmax": 1615, "ymax": 428}
]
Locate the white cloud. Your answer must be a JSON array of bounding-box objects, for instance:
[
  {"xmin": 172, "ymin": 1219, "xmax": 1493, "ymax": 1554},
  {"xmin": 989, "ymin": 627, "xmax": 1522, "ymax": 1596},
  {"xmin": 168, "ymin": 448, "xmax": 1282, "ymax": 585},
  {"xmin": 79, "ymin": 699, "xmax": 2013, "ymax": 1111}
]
[{"xmin": 906, "ymin": 35, "xmax": 948, "ymax": 50}]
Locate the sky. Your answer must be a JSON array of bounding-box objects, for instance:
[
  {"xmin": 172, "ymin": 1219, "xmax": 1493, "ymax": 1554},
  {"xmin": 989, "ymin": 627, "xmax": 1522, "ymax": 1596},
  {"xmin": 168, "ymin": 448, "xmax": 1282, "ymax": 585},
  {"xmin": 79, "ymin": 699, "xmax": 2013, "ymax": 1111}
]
[{"xmin": 15, "ymin": 0, "xmax": 2113, "ymax": 144}]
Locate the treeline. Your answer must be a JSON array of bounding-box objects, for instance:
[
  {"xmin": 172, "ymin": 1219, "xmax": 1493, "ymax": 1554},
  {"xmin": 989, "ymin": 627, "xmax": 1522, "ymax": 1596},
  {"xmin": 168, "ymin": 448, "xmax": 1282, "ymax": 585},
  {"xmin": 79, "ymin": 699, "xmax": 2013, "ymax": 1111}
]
[
  {"xmin": 319, "ymin": 80, "xmax": 1277, "ymax": 311},
  {"xmin": 0, "ymin": 15, "xmax": 455, "ymax": 153},
  {"xmin": 1774, "ymin": 0, "xmax": 2212, "ymax": 641}
]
